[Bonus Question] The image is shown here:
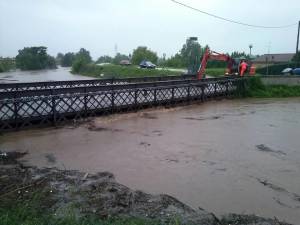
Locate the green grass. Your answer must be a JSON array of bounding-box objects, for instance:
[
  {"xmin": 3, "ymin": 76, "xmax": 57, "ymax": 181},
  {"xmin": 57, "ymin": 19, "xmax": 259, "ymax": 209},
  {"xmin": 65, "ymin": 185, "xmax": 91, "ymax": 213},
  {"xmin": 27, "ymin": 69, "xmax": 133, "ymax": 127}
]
[
  {"xmin": 74, "ymin": 64, "xmax": 182, "ymax": 78},
  {"xmin": 0, "ymin": 203, "xmax": 164, "ymax": 225},
  {"xmin": 0, "ymin": 193, "xmax": 179, "ymax": 225},
  {"xmin": 205, "ymin": 68, "xmax": 226, "ymax": 77},
  {"xmin": 244, "ymin": 76, "xmax": 300, "ymax": 98}
]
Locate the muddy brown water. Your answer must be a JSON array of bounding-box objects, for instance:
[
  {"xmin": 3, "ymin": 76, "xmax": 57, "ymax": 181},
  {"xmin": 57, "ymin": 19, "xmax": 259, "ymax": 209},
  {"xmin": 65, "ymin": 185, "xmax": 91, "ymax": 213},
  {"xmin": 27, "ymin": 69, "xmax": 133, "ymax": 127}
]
[
  {"xmin": 0, "ymin": 67, "xmax": 92, "ymax": 83},
  {"xmin": 1, "ymin": 98, "xmax": 300, "ymax": 224}
]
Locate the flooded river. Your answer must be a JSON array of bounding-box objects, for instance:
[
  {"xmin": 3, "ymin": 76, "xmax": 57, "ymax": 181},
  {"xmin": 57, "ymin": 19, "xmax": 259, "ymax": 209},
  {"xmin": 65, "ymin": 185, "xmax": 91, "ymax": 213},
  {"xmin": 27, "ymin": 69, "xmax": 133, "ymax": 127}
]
[
  {"xmin": 0, "ymin": 67, "xmax": 92, "ymax": 83},
  {"xmin": 1, "ymin": 98, "xmax": 300, "ymax": 224}
]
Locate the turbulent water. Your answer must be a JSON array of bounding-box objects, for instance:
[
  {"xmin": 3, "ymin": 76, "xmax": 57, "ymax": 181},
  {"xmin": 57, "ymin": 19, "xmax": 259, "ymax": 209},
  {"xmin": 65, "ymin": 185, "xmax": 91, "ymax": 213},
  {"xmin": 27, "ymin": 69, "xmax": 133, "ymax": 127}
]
[
  {"xmin": 0, "ymin": 67, "xmax": 92, "ymax": 83},
  {"xmin": 1, "ymin": 98, "xmax": 299, "ymax": 224}
]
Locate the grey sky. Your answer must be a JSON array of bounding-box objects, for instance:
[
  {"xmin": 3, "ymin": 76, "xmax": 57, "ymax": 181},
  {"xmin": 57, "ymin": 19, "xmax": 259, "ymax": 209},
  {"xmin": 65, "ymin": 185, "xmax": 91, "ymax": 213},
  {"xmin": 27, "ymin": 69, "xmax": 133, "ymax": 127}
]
[{"xmin": 1, "ymin": 0, "xmax": 299, "ymax": 60}]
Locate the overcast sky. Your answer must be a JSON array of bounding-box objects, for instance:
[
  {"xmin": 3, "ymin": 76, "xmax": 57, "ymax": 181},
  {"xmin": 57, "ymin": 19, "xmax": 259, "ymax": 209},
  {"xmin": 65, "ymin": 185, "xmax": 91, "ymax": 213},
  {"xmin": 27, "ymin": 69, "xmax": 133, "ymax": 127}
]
[{"xmin": 1, "ymin": 0, "xmax": 299, "ymax": 60}]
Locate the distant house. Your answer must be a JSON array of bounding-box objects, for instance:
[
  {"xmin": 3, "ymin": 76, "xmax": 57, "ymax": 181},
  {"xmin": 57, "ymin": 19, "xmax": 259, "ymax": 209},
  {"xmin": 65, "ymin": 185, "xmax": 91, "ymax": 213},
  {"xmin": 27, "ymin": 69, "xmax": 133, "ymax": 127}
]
[{"xmin": 253, "ymin": 53, "xmax": 295, "ymax": 64}]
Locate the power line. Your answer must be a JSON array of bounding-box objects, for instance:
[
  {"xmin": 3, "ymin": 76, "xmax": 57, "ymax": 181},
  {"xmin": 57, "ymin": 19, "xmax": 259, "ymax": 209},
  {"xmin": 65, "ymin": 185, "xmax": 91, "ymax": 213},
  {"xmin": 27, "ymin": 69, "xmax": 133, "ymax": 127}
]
[{"xmin": 170, "ymin": 0, "xmax": 297, "ymax": 29}]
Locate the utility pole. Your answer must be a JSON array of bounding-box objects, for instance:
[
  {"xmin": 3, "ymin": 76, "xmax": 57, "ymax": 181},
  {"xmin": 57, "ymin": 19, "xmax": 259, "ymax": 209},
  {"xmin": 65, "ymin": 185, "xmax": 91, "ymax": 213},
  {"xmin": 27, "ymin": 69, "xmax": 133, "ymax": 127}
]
[{"xmin": 296, "ymin": 21, "xmax": 300, "ymax": 54}]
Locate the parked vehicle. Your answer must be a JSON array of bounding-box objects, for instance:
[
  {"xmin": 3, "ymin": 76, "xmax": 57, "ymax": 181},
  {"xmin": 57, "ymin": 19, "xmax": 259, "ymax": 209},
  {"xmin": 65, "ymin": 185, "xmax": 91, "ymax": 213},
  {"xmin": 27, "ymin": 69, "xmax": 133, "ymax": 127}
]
[
  {"xmin": 281, "ymin": 68, "xmax": 294, "ymax": 75},
  {"xmin": 120, "ymin": 60, "xmax": 131, "ymax": 66},
  {"xmin": 293, "ymin": 68, "xmax": 300, "ymax": 75},
  {"xmin": 139, "ymin": 60, "xmax": 156, "ymax": 69}
]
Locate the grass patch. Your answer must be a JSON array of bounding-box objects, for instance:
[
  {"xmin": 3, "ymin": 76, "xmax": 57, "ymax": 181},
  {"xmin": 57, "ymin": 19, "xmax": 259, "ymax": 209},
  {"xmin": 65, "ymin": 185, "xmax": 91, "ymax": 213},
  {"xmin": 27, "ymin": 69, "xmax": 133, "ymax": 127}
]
[
  {"xmin": 0, "ymin": 202, "xmax": 163, "ymax": 225},
  {"xmin": 205, "ymin": 68, "xmax": 226, "ymax": 77},
  {"xmin": 73, "ymin": 64, "xmax": 182, "ymax": 78},
  {"xmin": 245, "ymin": 76, "xmax": 300, "ymax": 98},
  {"xmin": 0, "ymin": 193, "xmax": 178, "ymax": 225}
]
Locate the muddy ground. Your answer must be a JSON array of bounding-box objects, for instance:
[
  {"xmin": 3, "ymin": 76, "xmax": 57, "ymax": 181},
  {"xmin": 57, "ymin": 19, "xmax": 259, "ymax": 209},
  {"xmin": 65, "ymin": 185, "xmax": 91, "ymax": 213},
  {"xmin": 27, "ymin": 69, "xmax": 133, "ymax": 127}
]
[{"xmin": 0, "ymin": 152, "xmax": 292, "ymax": 225}]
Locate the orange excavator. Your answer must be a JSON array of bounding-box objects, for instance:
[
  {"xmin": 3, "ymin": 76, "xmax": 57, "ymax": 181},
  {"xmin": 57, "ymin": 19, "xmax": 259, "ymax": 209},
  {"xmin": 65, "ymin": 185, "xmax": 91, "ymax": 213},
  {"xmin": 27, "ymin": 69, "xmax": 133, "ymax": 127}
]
[{"xmin": 197, "ymin": 48, "xmax": 256, "ymax": 80}]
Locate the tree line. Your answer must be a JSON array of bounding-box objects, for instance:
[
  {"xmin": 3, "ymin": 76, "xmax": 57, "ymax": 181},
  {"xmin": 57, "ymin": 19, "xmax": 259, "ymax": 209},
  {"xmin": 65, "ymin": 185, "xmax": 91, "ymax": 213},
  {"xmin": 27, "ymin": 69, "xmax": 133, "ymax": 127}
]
[{"xmin": 2, "ymin": 41, "xmax": 300, "ymax": 73}]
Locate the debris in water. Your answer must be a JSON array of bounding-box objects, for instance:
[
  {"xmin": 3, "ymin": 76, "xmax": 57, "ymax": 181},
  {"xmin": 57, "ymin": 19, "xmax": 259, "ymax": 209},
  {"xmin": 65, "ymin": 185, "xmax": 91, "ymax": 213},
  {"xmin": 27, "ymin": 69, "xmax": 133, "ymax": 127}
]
[
  {"xmin": 0, "ymin": 151, "xmax": 27, "ymax": 165},
  {"xmin": 256, "ymin": 144, "xmax": 286, "ymax": 156},
  {"xmin": 45, "ymin": 153, "xmax": 57, "ymax": 164}
]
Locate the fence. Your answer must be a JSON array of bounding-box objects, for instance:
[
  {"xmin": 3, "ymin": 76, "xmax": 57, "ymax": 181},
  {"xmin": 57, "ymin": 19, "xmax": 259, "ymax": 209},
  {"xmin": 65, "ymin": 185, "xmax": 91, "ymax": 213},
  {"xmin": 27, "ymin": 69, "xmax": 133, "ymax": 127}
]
[{"xmin": 0, "ymin": 77, "xmax": 246, "ymax": 132}]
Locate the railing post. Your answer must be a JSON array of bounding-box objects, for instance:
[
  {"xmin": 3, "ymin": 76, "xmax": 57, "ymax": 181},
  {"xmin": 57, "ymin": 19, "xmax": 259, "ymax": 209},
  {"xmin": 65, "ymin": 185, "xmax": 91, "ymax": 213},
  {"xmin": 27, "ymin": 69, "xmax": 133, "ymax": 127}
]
[
  {"xmin": 134, "ymin": 88, "xmax": 138, "ymax": 110},
  {"xmin": 13, "ymin": 99, "xmax": 18, "ymax": 130},
  {"xmin": 154, "ymin": 88, "xmax": 157, "ymax": 105},
  {"xmin": 52, "ymin": 96, "xmax": 57, "ymax": 127},
  {"xmin": 201, "ymin": 84, "xmax": 205, "ymax": 102},
  {"xmin": 84, "ymin": 87, "xmax": 88, "ymax": 116},
  {"xmin": 226, "ymin": 81, "xmax": 229, "ymax": 96},
  {"xmin": 171, "ymin": 86, "xmax": 175, "ymax": 103},
  {"xmin": 187, "ymin": 85, "xmax": 190, "ymax": 101},
  {"xmin": 111, "ymin": 89, "xmax": 115, "ymax": 113},
  {"xmin": 214, "ymin": 82, "xmax": 217, "ymax": 97}
]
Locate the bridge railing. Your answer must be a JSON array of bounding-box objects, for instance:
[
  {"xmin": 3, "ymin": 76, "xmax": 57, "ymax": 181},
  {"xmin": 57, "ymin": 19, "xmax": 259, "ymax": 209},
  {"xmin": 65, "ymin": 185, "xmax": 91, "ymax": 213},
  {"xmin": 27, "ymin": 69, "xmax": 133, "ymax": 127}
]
[
  {"xmin": 0, "ymin": 74, "xmax": 197, "ymax": 92},
  {"xmin": 0, "ymin": 77, "xmax": 246, "ymax": 132},
  {"xmin": 0, "ymin": 76, "xmax": 239, "ymax": 100}
]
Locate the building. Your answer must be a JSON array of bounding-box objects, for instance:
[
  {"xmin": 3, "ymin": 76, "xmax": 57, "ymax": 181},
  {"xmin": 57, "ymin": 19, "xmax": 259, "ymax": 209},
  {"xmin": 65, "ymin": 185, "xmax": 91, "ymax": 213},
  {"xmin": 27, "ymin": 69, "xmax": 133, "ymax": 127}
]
[{"xmin": 253, "ymin": 53, "xmax": 295, "ymax": 65}]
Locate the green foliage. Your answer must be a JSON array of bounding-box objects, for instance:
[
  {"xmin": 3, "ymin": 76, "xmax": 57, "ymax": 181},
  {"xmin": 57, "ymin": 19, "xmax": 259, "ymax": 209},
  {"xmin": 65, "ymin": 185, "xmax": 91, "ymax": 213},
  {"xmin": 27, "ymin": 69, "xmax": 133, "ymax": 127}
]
[
  {"xmin": 96, "ymin": 55, "xmax": 113, "ymax": 64},
  {"xmin": 113, "ymin": 53, "xmax": 129, "ymax": 64},
  {"xmin": 61, "ymin": 53, "xmax": 76, "ymax": 67},
  {"xmin": 0, "ymin": 57, "xmax": 15, "ymax": 72},
  {"xmin": 244, "ymin": 76, "xmax": 300, "ymax": 98},
  {"xmin": 71, "ymin": 48, "xmax": 93, "ymax": 73},
  {"xmin": 73, "ymin": 64, "xmax": 181, "ymax": 78},
  {"xmin": 56, "ymin": 53, "xmax": 64, "ymax": 65},
  {"xmin": 180, "ymin": 39, "xmax": 203, "ymax": 73},
  {"xmin": 205, "ymin": 68, "xmax": 226, "ymax": 77},
  {"xmin": 256, "ymin": 63, "xmax": 295, "ymax": 75},
  {"xmin": 75, "ymin": 48, "xmax": 92, "ymax": 64},
  {"xmin": 71, "ymin": 58, "xmax": 88, "ymax": 73},
  {"xmin": 0, "ymin": 203, "xmax": 161, "ymax": 225},
  {"xmin": 230, "ymin": 51, "xmax": 249, "ymax": 59},
  {"xmin": 131, "ymin": 47, "xmax": 158, "ymax": 65},
  {"xmin": 163, "ymin": 54, "xmax": 185, "ymax": 68},
  {"xmin": 0, "ymin": 194, "xmax": 164, "ymax": 225},
  {"xmin": 15, "ymin": 47, "xmax": 57, "ymax": 70}
]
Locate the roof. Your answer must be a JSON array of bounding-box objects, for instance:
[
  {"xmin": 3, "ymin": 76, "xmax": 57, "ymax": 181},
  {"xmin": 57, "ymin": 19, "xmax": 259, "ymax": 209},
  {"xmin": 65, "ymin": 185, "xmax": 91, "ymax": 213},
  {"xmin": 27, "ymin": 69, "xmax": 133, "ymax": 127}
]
[{"xmin": 253, "ymin": 53, "xmax": 295, "ymax": 63}]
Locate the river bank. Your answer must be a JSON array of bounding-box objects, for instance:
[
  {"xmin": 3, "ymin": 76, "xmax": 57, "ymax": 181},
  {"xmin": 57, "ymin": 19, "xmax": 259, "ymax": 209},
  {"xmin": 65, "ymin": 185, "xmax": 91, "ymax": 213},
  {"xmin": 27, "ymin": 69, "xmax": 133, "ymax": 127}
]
[
  {"xmin": 244, "ymin": 77, "xmax": 300, "ymax": 98},
  {"xmin": 0, "ymin": 154, "xmax": 292, "ymax": 225}
]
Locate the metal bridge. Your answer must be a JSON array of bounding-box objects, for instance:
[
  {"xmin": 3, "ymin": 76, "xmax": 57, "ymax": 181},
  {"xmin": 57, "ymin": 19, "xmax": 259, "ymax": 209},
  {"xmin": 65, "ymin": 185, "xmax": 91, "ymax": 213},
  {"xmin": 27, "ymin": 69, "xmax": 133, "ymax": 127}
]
[{"xmin": 0, "ymin": 76, "xmax": 246, "ymax": 132}]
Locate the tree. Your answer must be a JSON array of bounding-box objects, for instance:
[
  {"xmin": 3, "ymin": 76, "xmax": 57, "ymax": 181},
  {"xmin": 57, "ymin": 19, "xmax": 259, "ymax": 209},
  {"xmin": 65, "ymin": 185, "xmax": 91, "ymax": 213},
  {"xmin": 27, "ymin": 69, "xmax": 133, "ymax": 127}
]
[
  {"xmin": 180, "ymin": 39, "xmax": 203, "ymax": 73},
  {"xmin": 164, "ymin": 54, "xmax": 185, "ymax": 68},
  {"xmin": 16, "ymin": 46, "xmax": 57, "ymax": 70},
  {"xmin": 75, "ymin": 48, "xmax": 92, "ymax": 64},
  {"xmin": 56, "ymin": 53, "xmax": 64, "ymax": 65},
  {"xmin": 71, "ymin": 48, "xmax": 92, "ymax": 73},
  {"xmin": 113, "ymin": 53, "xmax": 129, "ymax": 64},
  {"xmin": 96, "ymin": 55, "xmax": 113, "ymax": 64},
  {"xmin": 131, "ymin": 46, "xmax": 158, "ymax": 65},
  {"xmin": 61, "ymin": 52, "xmax": 75, "ymax": 67},
  {"xmin": 0, "ymin": 57, "xmax": 15, "ymax": 72}
]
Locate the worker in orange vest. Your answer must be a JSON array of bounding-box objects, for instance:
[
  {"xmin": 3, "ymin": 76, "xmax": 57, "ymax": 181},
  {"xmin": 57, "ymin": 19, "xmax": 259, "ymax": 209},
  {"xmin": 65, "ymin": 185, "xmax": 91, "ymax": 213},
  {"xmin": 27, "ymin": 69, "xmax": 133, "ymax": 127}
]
[{"xmin": 239, "ymin": 60, "xmax": 248, "ymax": 77}]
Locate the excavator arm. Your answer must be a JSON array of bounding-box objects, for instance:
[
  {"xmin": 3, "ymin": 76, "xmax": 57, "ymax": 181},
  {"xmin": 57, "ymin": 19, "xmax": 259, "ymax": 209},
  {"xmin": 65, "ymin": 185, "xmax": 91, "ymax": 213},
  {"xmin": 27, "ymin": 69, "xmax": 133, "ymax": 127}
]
[{"xmin": 197, "ymin": 48, "xmax": 235, "ymax": 80}]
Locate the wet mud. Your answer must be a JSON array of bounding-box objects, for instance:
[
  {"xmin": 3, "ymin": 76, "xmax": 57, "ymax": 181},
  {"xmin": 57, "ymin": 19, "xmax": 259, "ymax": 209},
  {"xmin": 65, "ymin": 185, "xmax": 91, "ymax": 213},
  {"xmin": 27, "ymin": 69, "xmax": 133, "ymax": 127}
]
[
  {"xmin": 0, "ymin": 154, "xmax": 292, "ymax": 225},
  {"xmin": 1, "ymin": 98, "xmax": 300, "ymax": 224}
]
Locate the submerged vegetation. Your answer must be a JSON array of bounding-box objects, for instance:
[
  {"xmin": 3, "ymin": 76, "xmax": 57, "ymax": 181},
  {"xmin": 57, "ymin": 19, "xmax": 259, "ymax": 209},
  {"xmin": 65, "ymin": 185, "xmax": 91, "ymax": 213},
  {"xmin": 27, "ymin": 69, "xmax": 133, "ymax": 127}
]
[
  {"xmin": 15, "ymin": 47, "xmax": 57, "ymax": 70},
  {"xmin": 0, "ymin": 57, "xmax": 15, "ymax": 72}
]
